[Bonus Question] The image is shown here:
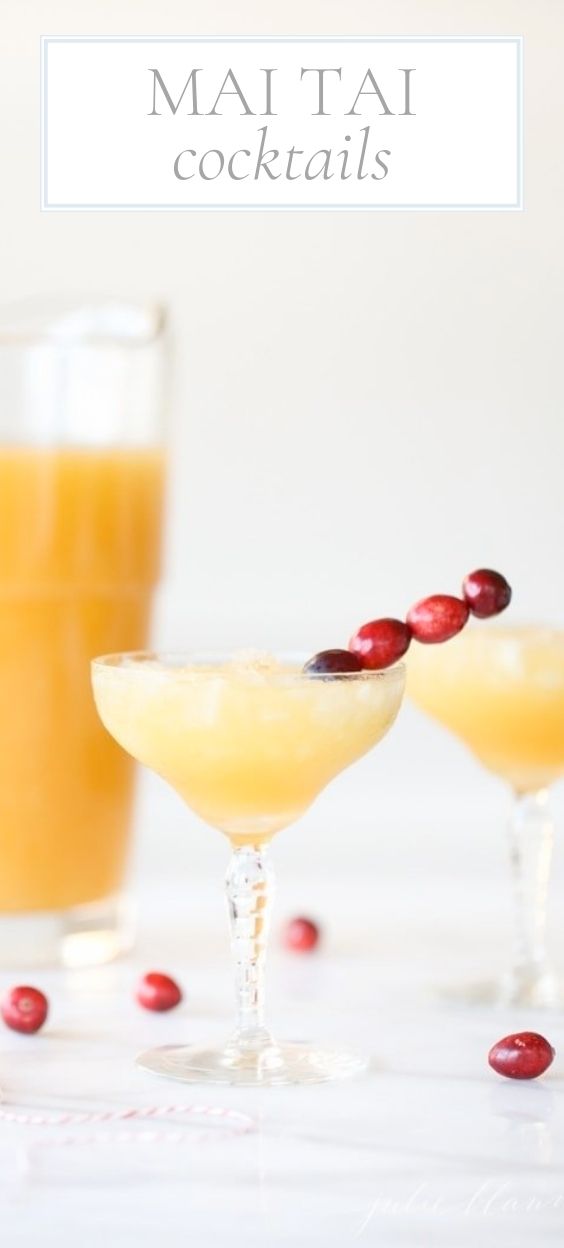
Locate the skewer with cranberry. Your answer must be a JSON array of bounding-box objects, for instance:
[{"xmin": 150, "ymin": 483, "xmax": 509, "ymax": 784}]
[{"xmin": 304, "ymin": 567, "xmax": 512, "ymax": 675}]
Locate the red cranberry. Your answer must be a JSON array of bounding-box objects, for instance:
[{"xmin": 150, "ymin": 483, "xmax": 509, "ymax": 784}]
[
  {"xmin": 488, "ymin": 1031, "xmax": 555, "ymax": 1080},
  {"xmin": 303, "ymin": 649, "xmax": 362, "ymax": 676},
  {"xmin": 349, "ymin": 619, "xmax": 411, "ymax": 670},
  {"xmin": 462, "ymin": 568, "xmax": 512, "ymax": 618},
  {"xmin": 1, "ymin": 986, "xmax": 48, "ymax": 1034},
  {"xmin": 407, "ymin": 594, "xmax": 469, "ymax": 644},
  {"xmin": 283, "ymin": 917, "xmax": 320, "ymax": 953},
  {"xmin": 136, "ymin": 972, "xmax": 182, "ymax": 1012}
]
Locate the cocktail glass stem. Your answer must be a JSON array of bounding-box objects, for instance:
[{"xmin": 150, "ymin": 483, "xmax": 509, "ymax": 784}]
[
  {"xmin": 135, "ymin": 831, "xmax": 367, "ymax": 1083},
  {"xmin": 225, "ymin": 844, "xmax": 275, "ymax": 1053},
  {"xmin": 506, "ymin": 788, "xmax": 556, "ymax": 1007}
]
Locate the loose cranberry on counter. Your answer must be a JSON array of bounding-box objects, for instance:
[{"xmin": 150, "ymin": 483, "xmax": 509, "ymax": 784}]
[
  {"xmin": 283, "ymin": 917, "xmax": 320, "ymax": 953},
  {"xmin": 136, "ymin": 972, "xmax": 182, "ymax": 1012},
  {"xmin": 488, "ymin": 1031, "xmax": 555, "ymax": 1080},
  {"xmin": 407, "ymin": 594, "xmax": 469, "ymax": 644},
  {"xmin": 462, "ymin": 568, "xmax": 512, "ymax": 618},
  {"xmin": 349, "ymin": 619, "xmax": 411, "ymax": 670},
  {"xmin": 1, "ymin": 986, "xmax": 49, "ymax": 1034},
  {"xmin": 303, "ymin": 649, "xmax": 363, "ymax": 676}
]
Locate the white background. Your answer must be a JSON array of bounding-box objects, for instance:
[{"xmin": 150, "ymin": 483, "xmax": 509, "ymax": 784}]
[
  {"xmin": 1, "ymin": 0, "xmax": 564, "ymax": 878},
  {"xmin": 43, "ymin": 37, "xmax": 520, "ymax": 208}
]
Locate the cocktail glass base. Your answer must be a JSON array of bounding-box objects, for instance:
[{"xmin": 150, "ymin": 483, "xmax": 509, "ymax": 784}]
[
  {"xmin": 137, "ymin": 1039, "xmax": 368, "ymax": 1087},
  {"xmin": 0, "ymin": 894, "xmax": 134, "ymax": 969}
]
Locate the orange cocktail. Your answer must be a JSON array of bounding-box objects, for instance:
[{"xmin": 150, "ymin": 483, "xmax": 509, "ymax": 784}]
[
  {"xmin": 0, "ymin": 446, "xmax": 165, "ymax": 913},
  {"xmin": 92, "ymin": 651, "xmax": 405, "ymax": 1085}
]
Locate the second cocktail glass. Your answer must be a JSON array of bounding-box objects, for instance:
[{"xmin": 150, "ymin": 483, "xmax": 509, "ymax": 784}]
[
  {"xmin": 408, "ymin": 625, "xmax": 564, "ymax": 1007},
  {"xmin": 92, "ymin": 651, "xmax": 405, "ymax": 1086}
]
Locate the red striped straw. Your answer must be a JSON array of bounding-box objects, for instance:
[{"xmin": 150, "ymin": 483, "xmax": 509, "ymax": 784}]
[{"xmin": 0, "ymin": 1102, "xmax": 255, "ymax": 1135}]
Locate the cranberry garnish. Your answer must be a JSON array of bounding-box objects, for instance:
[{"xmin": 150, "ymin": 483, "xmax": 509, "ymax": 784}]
[
  {"xmin": 462, "ymin": 568, "xmax": 512, "ymax": 618},
  {"xmin": 303, "ymin": 649, "xmax": 363, "ymax": 676},
  {"xmin": 407, "ymin": 594, "xmax": 469, "ymax": 644},
  {"xmin": 283, "ymin": 917, "xmax": 320, "ymax": 953},
  {"xmin": 349, "ymin": 619, "xmax": 411, "ymax": 670},
  {"xmin": 136, "ymin": 972, "xmax": 182, "ymax": 1012},
  {"xmin": 1, "ymin": 986, "xmax": 48, "ymax": 1034},
  {"xmin": 488, "ymin": 1031, "xmax": 555, "ymax": 1080}
]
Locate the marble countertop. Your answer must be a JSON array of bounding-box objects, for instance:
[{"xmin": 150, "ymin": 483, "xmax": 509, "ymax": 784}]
[{"xmin": 0, "ymin": 817, "xmax": 563, "ymax": 1247}]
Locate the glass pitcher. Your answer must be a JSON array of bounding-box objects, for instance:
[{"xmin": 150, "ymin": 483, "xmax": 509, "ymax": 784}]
[{"xmin": 0, "ymin": 299, "xmax": 167, "ymax": 966}]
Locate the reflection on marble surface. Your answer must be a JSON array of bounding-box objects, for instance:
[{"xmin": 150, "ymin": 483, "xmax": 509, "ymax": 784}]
[{"xmin": 0, "ymin": 873, "xmax": 562, "ymax": 1246}]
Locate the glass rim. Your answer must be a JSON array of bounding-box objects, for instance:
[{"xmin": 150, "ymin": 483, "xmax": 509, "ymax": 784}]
[
  {"xmin": 421, "ymin": 621, "xmax": 564, "ymax": 642},
  {"xmin": 91, "ymin": 650, "xmax": 406, "ymax": 683}
]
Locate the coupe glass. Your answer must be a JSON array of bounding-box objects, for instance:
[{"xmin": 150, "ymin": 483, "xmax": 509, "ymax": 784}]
[
  {"xmin": 408, "ymin": 625, "xmax": 564, "ymax": 1007},
  {"xmin": 92, "ymin": 651, "xmax": 405, "ymax": 1086}
]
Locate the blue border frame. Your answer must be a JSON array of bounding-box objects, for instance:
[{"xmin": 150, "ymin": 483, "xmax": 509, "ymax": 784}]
[{"xmin": 41, "ymin": 35, "xmax": 524, "ymax": 212}]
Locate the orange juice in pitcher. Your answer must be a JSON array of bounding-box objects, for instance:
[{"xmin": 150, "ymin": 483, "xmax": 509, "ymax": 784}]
[{"xmin": 0, "ymin": 302, "xmax": 167, "ymax": 965}]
